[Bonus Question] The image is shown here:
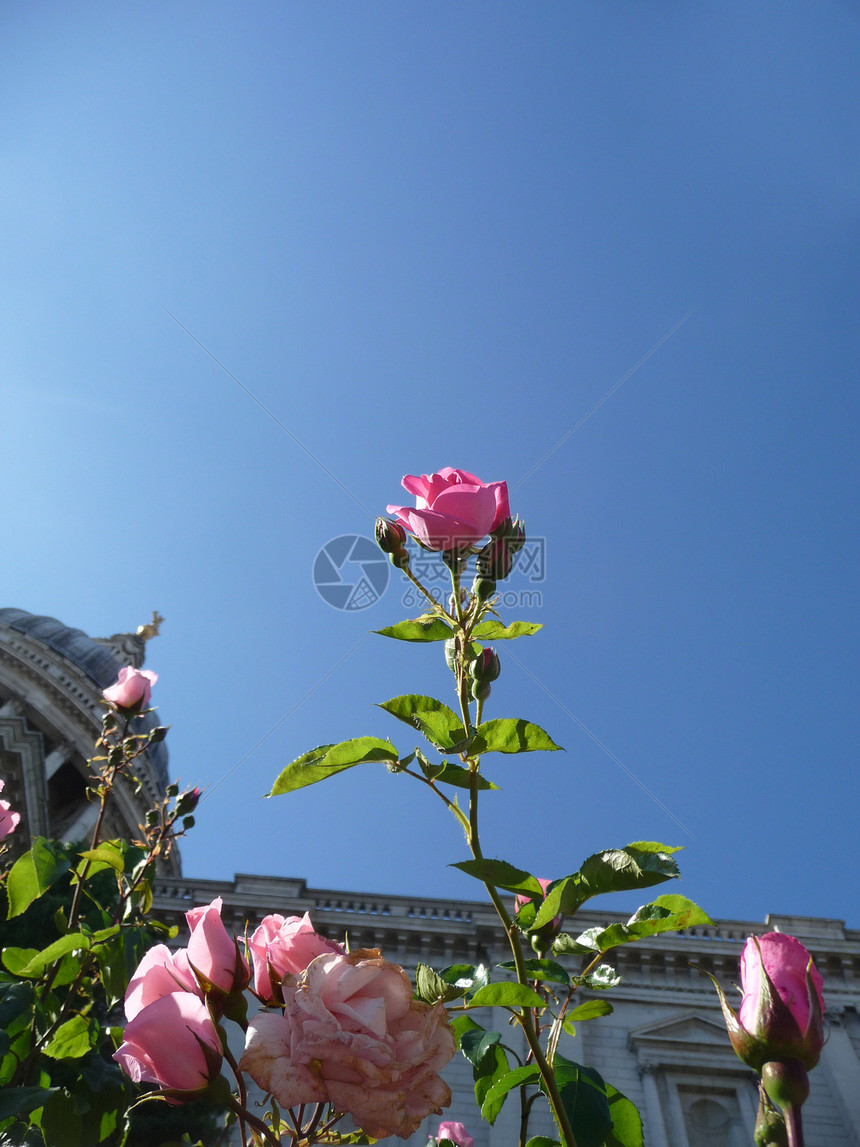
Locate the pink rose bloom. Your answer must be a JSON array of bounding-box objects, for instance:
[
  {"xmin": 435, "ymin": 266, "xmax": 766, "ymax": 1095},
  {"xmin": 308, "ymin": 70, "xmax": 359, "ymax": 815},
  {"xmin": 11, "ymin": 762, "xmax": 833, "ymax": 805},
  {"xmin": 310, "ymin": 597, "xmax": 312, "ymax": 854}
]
[
  {"xmin": 514, "ymin": 877, "xmax": 554, "ymax": 914},
  {"xmin": 103, "ymin": 666, "xmax": 158, "ymax": 711},
  {"xmin": 437, "ymin": 1121, "xmax": 474, "ymax": 1147},
  {"xmin": 387, "ymin": 468, "xmax": 510, "ymax": 552},
  {"xmin": 113, "ymin": 991, "xmax": 221, "ymax": 1100},
  {"xmin": 739, "ymin": 932, "xmax": 825, "ymax": 1040},
  {"xmin": 0, "ymin": 780, "xmax": 20, "ymax": 841},
  {"xmin": 186, "ymin": 896, "xmax": 249, "ymax": 995},
  {"xmin": 124, "ymin": 944, "xmax": 201, "ymax": 1021},
  {"xmin": 248, "ymin": 912, "xmax": 343, "ymax": 1003},
  {"xmin": 240, "ymin": 948, "xmax": 456, "ymax": 1140}
]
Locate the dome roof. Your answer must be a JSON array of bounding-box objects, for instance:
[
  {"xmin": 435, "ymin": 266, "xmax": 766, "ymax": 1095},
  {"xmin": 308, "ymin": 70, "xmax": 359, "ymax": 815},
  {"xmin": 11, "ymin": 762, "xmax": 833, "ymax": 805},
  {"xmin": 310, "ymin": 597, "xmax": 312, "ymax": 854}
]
[{"xmin": 0, "ymin": 608, "xmax": 169, "ymax": 788}]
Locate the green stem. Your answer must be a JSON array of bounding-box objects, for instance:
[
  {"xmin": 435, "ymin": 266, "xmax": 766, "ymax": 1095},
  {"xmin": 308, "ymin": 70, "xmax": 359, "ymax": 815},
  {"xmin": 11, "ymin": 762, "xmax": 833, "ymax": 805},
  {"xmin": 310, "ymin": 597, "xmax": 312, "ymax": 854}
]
[{"xmin": 784, "ymin": 1105, "xmax": 804, "ymax": 1147}]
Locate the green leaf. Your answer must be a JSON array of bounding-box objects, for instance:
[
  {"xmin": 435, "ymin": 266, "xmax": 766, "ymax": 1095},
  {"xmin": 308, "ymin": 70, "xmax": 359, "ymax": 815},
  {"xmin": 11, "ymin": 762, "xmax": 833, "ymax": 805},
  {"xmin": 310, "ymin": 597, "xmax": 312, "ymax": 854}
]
[
  {"xmin": 481, "ymin": 1064, "xmax": 541, "ymax": 1123},
  {"xmin": 580, "ymin": 964, "xmax": 622, "ymax": 991},
  {"xmin": 415, "ymin": 963, "xmax": 465, "ymax": 1003},
  {"xmin": 533, "ymin": 843, "xmax": 681, "ymax": 928},
  {"xmin": 552, "ymin": 933, "xmax": 603, "ymax": 956},
  {"xmin": 374, "ymin": 618, "xmax": 453, "ymax": 642},
  {"xmin": 41, "ymin": 1088, "xmax": 84, "ymax": 1147},
  {"xmin": 472, "ymin": 718, "xmax": 562, "ymax": 754},
  {"xmin": 42, "ymin": 1015, "xmax": 93, "ymax": 1060},
  {"xmin": 0, "ymin": 982, "xmax": 35, "ymax": 1028},
  {"xmin": 451, "ymin": 858, "xmax": 545, "ymax": 896},
  {"xmin": 567, "ymin": 999, "xmax": 614, "ymax": 1022},
  {"xmin": 472, "ymin": 620, "xmax": 543, "ymax": 640},
  {"xmin": 525, "ymin": 1139, "xmax": 561, "ymax": 1147},
  {"xmin": 474, "ymin": 1044, "xmax": 511, "ymax": 1124},
  {"xmin": 268, "ymin": 737, "xmax": 398, "ymax": 795},
  {"xmin": 542, "ymin": 1054, "xmax": 612, "ymax": 1147},
  {"xmin": 378, "ymin": 695, "xmax": 468, "ymax": 751},
  {"xmin": 586, "ymin": 895, "xmax": 714, "ymax": 952},
  {"xmin": 498, "ymin": 959, "xmax": 570, "ymax": 986},
  {"xmin": 0, "ymin": 1085, "xmax": 58, "ymax": 1120},
  {"xmin": 418, "ymin": 759, "xmax": 498, "ymax": 790},
  {"xmin": 439, "ymin": 963, "xmax": 490, "ymax": 995},
  {"xmin": 469, "ymin": 982, "xmax": 545, "ymax": 1009},
  {"xmin": 459, "ymin": 1027, "xmax": 501, "ymax": 1068},
  {"xmin": 76, "ymin": 840, "xmax": 126, "ymax": 876},
  {"xmin": 6, "ymin": 838, "xmax": 71, "ymax": 919},
  {"xmin": 1, "ymin": 948, "xmax": 41, "ymax": 977},
  {"xmin": 605, "ymin": 1084, "xmax": 644, "ymax": 1147},
  {"xmin": 10, "ymin": 931, "xmax": 102, "ymax": 978}
]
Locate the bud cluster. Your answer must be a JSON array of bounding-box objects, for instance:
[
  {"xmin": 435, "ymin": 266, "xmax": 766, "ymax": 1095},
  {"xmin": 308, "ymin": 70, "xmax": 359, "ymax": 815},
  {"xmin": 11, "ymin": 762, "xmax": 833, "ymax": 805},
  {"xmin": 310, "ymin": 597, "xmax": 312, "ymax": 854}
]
[{"xmin": 471, "ymin": 517, "xmax": 525, "ymax": 603}]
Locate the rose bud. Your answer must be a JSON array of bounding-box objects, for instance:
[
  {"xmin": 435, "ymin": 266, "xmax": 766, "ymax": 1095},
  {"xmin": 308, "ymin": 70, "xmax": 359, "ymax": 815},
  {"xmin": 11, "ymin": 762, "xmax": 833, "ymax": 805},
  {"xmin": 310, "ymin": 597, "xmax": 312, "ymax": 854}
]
[
  {"xmin": 706, "ymin": 933, "xmax": 824, "ymax": 1072},
  {"xmin": 437, "ymin": 1121, "xmax": 474, "ymax": 1147},
  {"xmin": 476, "ymin": 535, "xmax": 513, "ymax": 583},
  {"xmin": 113, "ymin": 992, "xmax": 222, "ymax": 1102},
  {"xmin": 471, "ymin": 648, "xmax": 501, "ymax": 684},
  {"xmin": 103, "ymin": 666, "xmax": 158, "ymax": 714},
  {"xmin": 186, "ymin": 897, "xmax": 250, "ymax": 1007}
]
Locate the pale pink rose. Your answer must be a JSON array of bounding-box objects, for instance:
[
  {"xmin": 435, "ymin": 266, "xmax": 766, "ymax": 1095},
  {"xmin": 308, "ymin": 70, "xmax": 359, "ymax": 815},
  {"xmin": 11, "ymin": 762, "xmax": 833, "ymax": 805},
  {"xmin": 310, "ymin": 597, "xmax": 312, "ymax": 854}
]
[
  {"xmin": 387, "ymin": 468, "xmax": 510, "ymax": 552},
  {"xmin": 113, "ymin": 991, "xmax": 221, "ymax": 1100},
  {"xmin": 186, "ymin": 896, "xmax": 249, "ymax": 995},
  {"xmin": 124, "ymin": 944, "xmax": 201, "ymax": 1021},
  {"xmin": 103, "ymin": 666, "xmax": 158, "ymax": 711},
  {"xmin": 0, "ymin": 780, "xmax": 20, "ymax": 841},
  {"xmin": 248, "ymin": 912, "xmax": 343, "ymax": 1003},
  {"xmin": 240, "ymin": 949, "xmax": 456, "ymax": 1140},
  {"xmin": 739, "ymin": 932, "xmax": 825, "ymax": 1040},
  {"xmin": 437, "ymin": 1120, "xmax": 474, "ymax": 1147}
]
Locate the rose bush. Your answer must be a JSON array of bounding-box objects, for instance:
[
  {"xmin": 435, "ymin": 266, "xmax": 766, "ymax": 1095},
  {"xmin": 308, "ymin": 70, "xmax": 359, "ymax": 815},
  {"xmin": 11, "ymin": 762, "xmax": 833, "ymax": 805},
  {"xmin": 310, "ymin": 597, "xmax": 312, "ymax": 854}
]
[
  {"xmin": 386, "ymin": 467, "xmax": 510, "ymax": 552},
  {"xmin": 0, "ymin": 778, "xmax": 20, "ymax": 840},
  {"xmin": 239, "ymin": 948, "xmax": 456, "ymax": 1139},
  {"xmin": 248, "ymin": 911, "xmax": 343, "ymax": 1004},
  {"xmin": 103, "ymin": 665, "xmax": 158, "ymax": 711},
  {"xmin": 113, "ymin": 991, "xmax": 222, "ymax": 1100},
  {"xmin": 437, "ymin": 1120, "xmax": 474, "ymax": 1147}
]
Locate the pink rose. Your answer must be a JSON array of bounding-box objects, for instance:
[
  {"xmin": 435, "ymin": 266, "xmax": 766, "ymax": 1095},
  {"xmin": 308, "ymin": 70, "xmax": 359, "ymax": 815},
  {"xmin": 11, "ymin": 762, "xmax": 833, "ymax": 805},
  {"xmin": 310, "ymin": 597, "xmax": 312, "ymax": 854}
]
[
  {"xmin": 186, "ymin": 896, "xmax": 250, "ymax": 995},
  {"xmin": 248, "ymin": 912, "xmax": 343, "ymax": 1003},
  {"xmin": 0, "ymin": 780, "xmax": 20, "ymax": 841},
  {"xmin": 514, "ymin": 877, "xmax": 554, "ymax": 914},
  {"xmin": 738, "ymin": 933, "xmax": 825, "ymax": 1067},
  {"xmin": 124, "ymin": 944, "xmax": 201, "ymax": 1021},
  {"xmin": 239, "ymin": 949, "xmax": 455, "ymax": 1140},
  {"xmin": 437, "ymin": 1121, "xmax": 474, "ymax": 1147},
  {"xmin": 387, "ymin": 468, "xmax": 510, "ymax": 552},
  {"xmin": 113, "ymin": 991, "xmax": 222, "ymax": 1100},
  {"xmin": 103, "ymin": 666, "xmax": 158, "ymax": 711}
]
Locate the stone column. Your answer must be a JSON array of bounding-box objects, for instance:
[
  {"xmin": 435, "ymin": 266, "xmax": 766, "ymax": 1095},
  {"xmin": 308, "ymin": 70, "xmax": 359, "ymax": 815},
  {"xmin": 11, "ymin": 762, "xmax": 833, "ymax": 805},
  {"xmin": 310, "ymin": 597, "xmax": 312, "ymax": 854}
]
[
  {"xmin": 820, "ymin": 1011, "xmax": 860, "ymax": 1136},
  {"xmin": 638, "ymin": 1063, "xmax": 670, "ymax": 1147},
  {"xmin": 44, "ymin": 745, "xmax": 71, "ymax": 779}
]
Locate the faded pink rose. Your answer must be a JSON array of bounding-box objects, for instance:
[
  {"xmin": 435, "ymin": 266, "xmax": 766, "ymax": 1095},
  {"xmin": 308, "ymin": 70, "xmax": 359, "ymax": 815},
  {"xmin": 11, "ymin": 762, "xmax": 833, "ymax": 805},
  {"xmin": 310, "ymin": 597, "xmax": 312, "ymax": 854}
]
[
  {"xmin": 437, "ymin": 1121, "xmax": 474, "ymax": 1147},
  {"xmin": 739, "ymin": 933, "xmax": 824, "ymax": 1063},
  {"xmin": 124, "ymin": 944, "xmax": 200, "ymax": 1021},
  {"xmin": 239, "ymin": 948, "xmax": 455, "ymax": 1140},
  {"xmin": 387, "ymin": 468, "xmax": 510, "ymax": 552},
  {"xmin": 113, "ymin": 991, "xmax": 222, "ymax": 1100},
  {"xmin": 103, "ymin": 666, "xmax": 158, "ymax": 711},
  {"xmin": 186, "ymin": 896, "xmax": 249, "ymax": 995},
  {"xmin": 248, "ymin": 912, "xmax": 343, "ymax": 1003},
  {"xmin": 0, "ymin": 780, "xmax": 20, "ymax": 841}
]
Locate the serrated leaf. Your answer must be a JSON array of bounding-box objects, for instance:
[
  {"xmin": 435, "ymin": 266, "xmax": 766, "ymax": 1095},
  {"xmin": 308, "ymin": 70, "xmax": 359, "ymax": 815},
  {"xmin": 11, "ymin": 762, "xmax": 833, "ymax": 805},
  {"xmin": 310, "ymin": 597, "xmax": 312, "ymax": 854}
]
[
  {"xmin": 472, "ymin": 620, "xmax": 543, "ymax": 640},
  {"xmin": 374, "ymin": 618, "xmax": 453, "ymax": 642},
  {"xmin": 605, "ymin": 1084, "xmax": 644, "ymax": 1147},
  {"xmin": 419, "ymin": 760, "xmax": 498, "ymax": 790},
  {"xmin": 552, "ymin": 933, "xmax": 601, "ymax": 956},
  {"xmin": 567, "ymin": 999, "xmax": 614, "ymax": 1022},
  {"xmin": 6, "ymin": 838, "xmax": 71, "ymax": 919},
  {"xmin": 268, "ymin": 737, "xmax": 398, "ymax": 795},
  {"xmin": 471, "ymin": 718, "xmax": 562, "ymax": 755},
  {"xmin": 469, "ymin": 982, "xmax": 545, "ymax": 1009},
  {"xmin": 11, "ymin": 932, "xmax": 99, "ymax": 978},
  {"xmin": 474, "ymin": 1044, "xmax": 510, "ymax": 1124},
  {"xmin": 77, "ymin": 840, "xmax": 126, "ymax": 875},
  {"xmin": 542, "ymin": 1054, "xmax": 612, "ymax": 1147},
  {"xmin": 481, "ymin": 1064, "xmax": 541, "ymax": 1123},
  {"xmin": 498, "ymin": 959, "xmax": 570, "ymax": 986},
  {"xmin": 452, "ymin": 858, "xmax": 544, "ymax": 896},
  {"xmin": 1, "ymin": 947, "xmax": 41, "ymax": 977},
  {"xmin": 415, "ymin": 963, "xmax": 464, "ymax": 1003},
  {"xmin": 439, "ymin": 963, "xmax": 490, "ymax": 994},
  {"xmin": 533, "ymin": 843, "xmax": 681, "ymax": 929},
  {"xmin": 379, "ymin": 695, "xmax": 467, "ymax": 751},
  {"xmin": 42, "ymin": 1015, "xmax": 93, "ymax": 1060},
  {"xmin": 588, "ymin": 895, "xmax": 714, "ymax": 952},
  {"xmin": 581, "ymin": 964, "xmax": 622, "ymax": 990},
  {"xmin": 459, "ymin": 1027, "xmax": 501, "ymax": 1068}
]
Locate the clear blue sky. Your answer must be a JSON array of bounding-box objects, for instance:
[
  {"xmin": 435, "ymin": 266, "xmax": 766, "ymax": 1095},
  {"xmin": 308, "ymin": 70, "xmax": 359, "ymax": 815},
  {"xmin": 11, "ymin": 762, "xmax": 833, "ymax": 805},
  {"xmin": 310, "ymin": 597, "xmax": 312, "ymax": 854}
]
[{"xmin": 2, "ymin": 3, "xmax": 857, "ymax": 928}]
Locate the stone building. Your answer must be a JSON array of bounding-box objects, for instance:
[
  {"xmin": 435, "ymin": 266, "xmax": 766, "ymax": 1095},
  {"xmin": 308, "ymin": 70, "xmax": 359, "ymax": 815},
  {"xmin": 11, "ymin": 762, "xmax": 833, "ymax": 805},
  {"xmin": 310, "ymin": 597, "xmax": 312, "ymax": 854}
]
[{"xmin": 3, "ymin": 607, "xmax": 859, "ymax": 1145}]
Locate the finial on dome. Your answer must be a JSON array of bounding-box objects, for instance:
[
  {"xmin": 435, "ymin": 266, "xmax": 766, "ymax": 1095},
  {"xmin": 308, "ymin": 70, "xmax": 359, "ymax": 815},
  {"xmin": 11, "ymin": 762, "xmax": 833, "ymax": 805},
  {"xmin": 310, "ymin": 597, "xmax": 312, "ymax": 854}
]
[{"xmin": 136, "ymin": 611, "xmax": 164, "ymax": 641}]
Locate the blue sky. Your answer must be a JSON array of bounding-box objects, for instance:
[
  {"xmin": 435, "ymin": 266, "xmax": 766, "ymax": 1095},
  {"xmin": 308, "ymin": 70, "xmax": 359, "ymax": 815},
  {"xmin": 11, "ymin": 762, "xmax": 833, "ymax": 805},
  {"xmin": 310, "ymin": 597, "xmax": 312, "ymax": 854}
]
[{"xmin": 1, "ymin": 3, "xmax": 858, "ymax": 929}]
